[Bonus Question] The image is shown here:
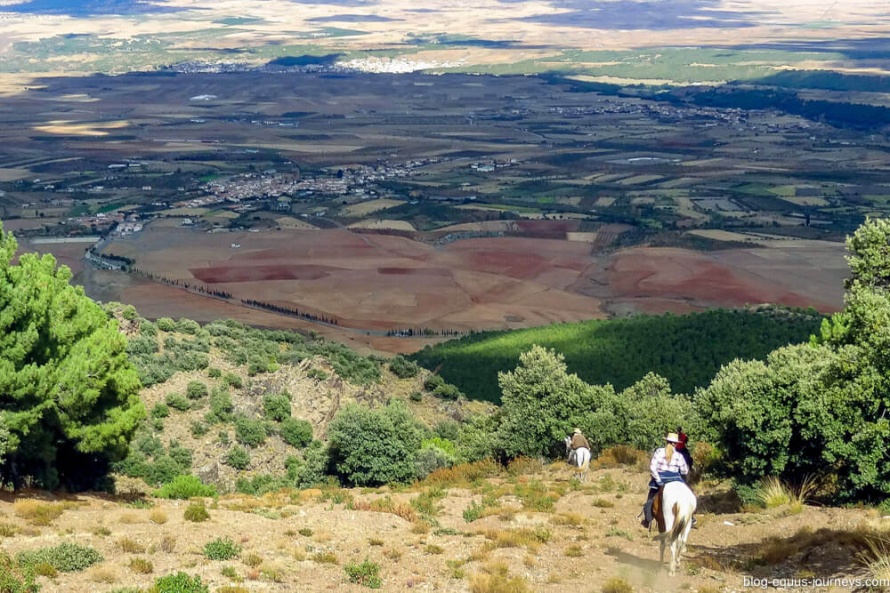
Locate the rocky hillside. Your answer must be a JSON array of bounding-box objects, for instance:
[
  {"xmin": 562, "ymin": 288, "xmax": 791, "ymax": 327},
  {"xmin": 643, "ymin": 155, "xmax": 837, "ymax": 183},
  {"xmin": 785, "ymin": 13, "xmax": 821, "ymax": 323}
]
[{"xmin": 113, "ymin": 310, "xmax": 492, "ymax": 495}]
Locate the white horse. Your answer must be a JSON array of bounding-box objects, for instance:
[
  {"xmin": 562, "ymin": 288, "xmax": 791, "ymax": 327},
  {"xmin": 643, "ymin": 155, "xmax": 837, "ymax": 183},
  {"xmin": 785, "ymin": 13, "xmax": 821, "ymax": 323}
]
[
  {"xmin": 564, "ymin": 436, "xmax": 591, "ymax": 482},
  {"xmin": 655, "ymin": 480, "xmax": 697, "ymax": 576}
]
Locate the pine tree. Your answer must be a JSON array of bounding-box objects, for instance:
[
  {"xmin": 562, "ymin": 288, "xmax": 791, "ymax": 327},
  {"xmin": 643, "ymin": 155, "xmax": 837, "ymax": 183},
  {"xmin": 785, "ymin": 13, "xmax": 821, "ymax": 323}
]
[{"xmin": 0, "ymin": 225, "xmax": 145, "ymax": 490}]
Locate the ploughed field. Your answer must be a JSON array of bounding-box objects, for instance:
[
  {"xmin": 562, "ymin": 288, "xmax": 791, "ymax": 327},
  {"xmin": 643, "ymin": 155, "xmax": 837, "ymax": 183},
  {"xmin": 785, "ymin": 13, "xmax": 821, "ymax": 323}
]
[{"xmin": 82, "ymin": 224, "xmax": 847, "ymax": 354}]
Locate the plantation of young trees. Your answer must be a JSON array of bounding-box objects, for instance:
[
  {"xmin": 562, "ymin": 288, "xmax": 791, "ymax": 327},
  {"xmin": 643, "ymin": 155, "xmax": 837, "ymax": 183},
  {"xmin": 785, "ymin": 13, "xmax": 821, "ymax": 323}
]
[{"xmin": 409, "ymin": 306, "xmax": 824, "ymax": 403}]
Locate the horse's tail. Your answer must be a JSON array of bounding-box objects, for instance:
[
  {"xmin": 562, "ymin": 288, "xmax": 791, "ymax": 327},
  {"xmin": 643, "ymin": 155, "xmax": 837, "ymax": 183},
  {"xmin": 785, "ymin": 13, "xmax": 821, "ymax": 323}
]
[
  {"xmin": 654, "ymin": 498, "xmax": 693, "ymax": 542},
  {"xmin": 671, "ymin": 501, "xmax": 692, "ymax": 541},
  {"xmin": 577, "ymin": 448, "xmax": 591, "ymax": 471}
]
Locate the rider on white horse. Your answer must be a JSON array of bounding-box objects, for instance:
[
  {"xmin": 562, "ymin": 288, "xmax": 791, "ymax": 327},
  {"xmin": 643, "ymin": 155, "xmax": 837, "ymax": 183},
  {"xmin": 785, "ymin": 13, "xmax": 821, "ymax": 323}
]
[
  {"xmin": 641, "ymin": 432, "xmax": 689, "ymax": 529},
  {"xmin": 568, "ymin": 427, "xmax": 591, "ymax": 463}
]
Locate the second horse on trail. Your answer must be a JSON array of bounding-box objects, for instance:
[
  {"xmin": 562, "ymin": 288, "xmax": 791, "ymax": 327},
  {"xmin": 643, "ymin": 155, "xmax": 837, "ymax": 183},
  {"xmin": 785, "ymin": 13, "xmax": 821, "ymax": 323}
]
[{"xmin": 564, "ymin": 433, "xmax": 591, "ymax": 482}]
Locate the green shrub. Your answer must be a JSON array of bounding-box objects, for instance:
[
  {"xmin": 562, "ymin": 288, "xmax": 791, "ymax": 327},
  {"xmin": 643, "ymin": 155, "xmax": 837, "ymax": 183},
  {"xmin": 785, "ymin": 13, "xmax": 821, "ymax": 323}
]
[
  {"xmin": 263, "ymin": 393, "xmax": 291, "ymax": 422},
  {"xmin": 151, "ymin": 403, "xmax": 170, "ymax": 419},
  {"xmin": 186, "ymin": 381, "xmax": 209, "ymax": 400},
  {"xmin": 127, "ymin": 335, "xmax": 159, "ymax": 356},
  {"xmin": 415, "ymin": 443, "xmax": 454, "ymax": 478},
  {"xmin": 143, "ymin": 456, "xmax": 181, "ymax": 487},
  {"xmin": 165, "ymin": 393, "xmax": 191, "ymax": 412},
  {"xmin": 463, "ymin": 501, "xmax": 484, "ymax": 523},
  {"xmin": 156, "ymin": 318, "xmax": 176, "ymax": 332},
  {"xmin": 17, "ymin": 542, "xmax": 103, "ymax": 572},
  {"xmin": 149, "ymin": 571, "xmax": 209, "ymax": 593},
  {"xmin": 389, "ymin": 356, "xmax": 419, "ymax": 379},
  {"xmin": 234, "ymin": 416, "xmax": 267, "ymax": 448},
  {"xmin": 0, "ymin": 551, "xmax": 38, "ymax": 593},
  {"xmin": 207, "ymin": 367, "xmax": 222, "ymax": 379},
  {"xmin": 223, "ymin": 373, "xmax": 243, "ymax": 389},
  {"xmin": 423, "ymin": 374, "xmax": 445, "ymax": 392},
  {"xmin": 190, "ymin": 421, "xmax": 209, "ymax": 438},
  {"xmin": 293, "ymin": 441, "xmax": 329, "ymax": 488},
  {"xmin": 176, "ymin": 351, "xmax": 209, "ymax": 372},
  {"xmin": 154, "ymin": 475, "xmax": 216, "ymax": 499},
  {"xmin": 432, "ymin": 383, "xmax": 462, "ymax": 401},
  {"xmin": 327, "ymin": 400, "xmax": 422, "ymax": 486},
  {"xmin": 307, "ymin": 368, "xmax": 328, "ymax": 381},
  {"xmin": 176, "ymin": 319, "xmax": 200, "ymax": 335},
  {"xmin": 203, "ymin": 538, "xmax": 241, "ymax": 561},
  {"xmin": 168, "ymin": 444, "xmax": 193, "ymax": 472},
  {"xmin": 137, "ymin": 434, "xmax": 164, "ymax": 456},
  {"xmin": 224, "ymin": 446, "xmax": 250, "ymax": 470},
  {"xmin": 206, "ymin": 389, "xmax": 234, "ymax": 424},
  {"xmin": 344, "ymin": 559, "xmax": 382, "ymax": 589},
  {"xmin": 235, "ymin": 474, "xmax": 289, "ymax": 496},
  {"xmin": 409, "ymin": 391, "xmax": 422, "ymax": 402},
  {"xmin": 183, "ymin": 503, "xmax": 210, "ymax": 523},
  {"xmin": 280, "ymin": 418, "xmax": 313, "ymax": 448}
]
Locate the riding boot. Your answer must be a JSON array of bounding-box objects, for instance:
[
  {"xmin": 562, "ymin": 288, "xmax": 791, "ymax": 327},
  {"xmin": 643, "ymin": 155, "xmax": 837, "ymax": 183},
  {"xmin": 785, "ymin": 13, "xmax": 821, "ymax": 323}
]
[{"xmin": 641, "ymin": 490, "xmax": 656, "ymax": 529}]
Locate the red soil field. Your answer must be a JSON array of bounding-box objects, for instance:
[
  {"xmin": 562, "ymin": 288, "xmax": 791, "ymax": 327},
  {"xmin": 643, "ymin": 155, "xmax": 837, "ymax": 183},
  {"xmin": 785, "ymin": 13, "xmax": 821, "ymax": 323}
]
[{"xmin": 57, "ymin": 225, "xmax": 849, "ymax": 354}]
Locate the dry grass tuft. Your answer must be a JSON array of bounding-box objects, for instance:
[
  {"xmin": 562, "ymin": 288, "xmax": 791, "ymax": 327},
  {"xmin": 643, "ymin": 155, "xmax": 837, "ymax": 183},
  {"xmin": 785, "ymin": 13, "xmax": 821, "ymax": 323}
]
[
  {"xmin": 479, "ymin": 527, "xmax": 551, "ymax": 553},
  {"xmin": 157, "ymin": 535, "xmax": 176, "ymax": 553},
  {"xmin": 411, "ymin": 521, "xmax": 431, "ymax": 534},
  {"xmin": 149, "ymin": 508, "xmax": 168, "ymax": 524},
  {"xmin": 117, "ymin": 537, "xmax": 146, "ymax": 554},
  {"xmin": 87, "ymin": 565, "xmax": 117, "ymax": 584},
  {"xmin": 351, "ymin": 496, "xmax": 418, "ymax": 522},
  {"xmin": 118, "ymin": 512, "xmax": 140, "ymax": 524},
  {"xmin": 564, "ymin": 544, "xmax": 583, "ymax": 557},
  {"xmin": 13, "ymin": 499, "xmax": 72, "ymax": 526},
  {"xmin": 259, "ymin": 562, "xmax": 286, "ymax": 582},
  {"xmin": 242, "ymin": 553, "xmax": 263, "ymax": 568},
  {"xmin": 601, "ymin": 576, "xmax": 635, "ymax": 593},
  {"xmin": 128, "ymin": 557, "xmax": 153, "ymax": 574},
  {"xmin": 419, "ymin": 460, "xmax": 502, "ymax": 489},
  {"xmin": 860, "ymin": 535, "xmax": 890, "ymax": 580},
  {"xmin": 594, "ymin": 446, "xmax": 648, "ymax": 470},
  {"xmin": 311, "ymin": 551, "xmax": 338, "ymax": 564},
  {"xmin": 757, "ymin": 475, "xmax": 818, "ymax": 510},
  {"xmin": 506, "ymin": 456, "xmax": 542, "ymax": 476},
  {"xmin": 469, "ymin": 562, "xmax": 532, "ymax": 593},
  {"xmin": 551, "ymin": 512, "xmax": 585, "ymax": 527}
]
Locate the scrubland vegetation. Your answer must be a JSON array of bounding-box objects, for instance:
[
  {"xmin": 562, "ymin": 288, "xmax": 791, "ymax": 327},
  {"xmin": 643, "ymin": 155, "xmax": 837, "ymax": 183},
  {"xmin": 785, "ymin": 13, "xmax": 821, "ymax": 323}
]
[{"xmin": 4, "ymin": 219, "xmax": 890, "ymax": 590}]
